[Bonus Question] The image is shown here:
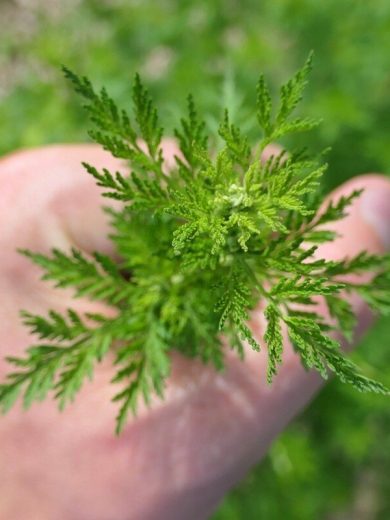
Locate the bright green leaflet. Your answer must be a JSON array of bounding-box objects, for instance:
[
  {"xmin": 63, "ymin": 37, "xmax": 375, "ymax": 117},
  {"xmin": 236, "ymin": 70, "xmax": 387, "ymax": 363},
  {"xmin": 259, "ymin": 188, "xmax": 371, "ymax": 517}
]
[{"xmin": 1, "ymin": 54, "xmax": 389, "ymax": 434}]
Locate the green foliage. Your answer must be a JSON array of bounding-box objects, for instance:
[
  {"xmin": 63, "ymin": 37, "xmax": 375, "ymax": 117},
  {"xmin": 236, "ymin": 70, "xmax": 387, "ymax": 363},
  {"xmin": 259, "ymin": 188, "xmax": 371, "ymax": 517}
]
[
  {"xmin": 0, "ymin": 309, "xmax": 113, "ymax": 413},
  {"xmin": 256, "ymin": 52, "xmax": 320, "ymax": 148},
  {"xmin": 1, "ymin": 57, "xmax": 389, "ymax": 435},
  {"xmin": 3, "ymin": 2, "xmax": 390, "ymax": 516}
]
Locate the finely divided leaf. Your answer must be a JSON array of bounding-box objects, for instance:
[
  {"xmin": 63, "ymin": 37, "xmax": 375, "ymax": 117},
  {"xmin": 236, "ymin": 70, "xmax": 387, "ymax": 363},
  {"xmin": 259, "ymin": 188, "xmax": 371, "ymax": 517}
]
[{"xmin": 1, "ymin": 55, "xmax": 388, "ymax": 434}]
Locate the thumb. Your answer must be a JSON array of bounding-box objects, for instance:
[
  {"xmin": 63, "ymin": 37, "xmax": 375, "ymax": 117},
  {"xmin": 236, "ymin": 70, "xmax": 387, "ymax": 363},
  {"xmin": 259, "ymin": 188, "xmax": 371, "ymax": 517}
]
[
  {"xmin": 316, "ymin": 174, "xmax": 390, "ymax": 339},
  {"xmin": 324, "ymin": 174, "xmax": 390, "ymax": 257},
  {"xmin": 211, "ymin": 174, "xmax": 390, "ymax": 505},
  {"xmin": 249, "ymin": 172, "xmax": 390, "ymax": 445}
]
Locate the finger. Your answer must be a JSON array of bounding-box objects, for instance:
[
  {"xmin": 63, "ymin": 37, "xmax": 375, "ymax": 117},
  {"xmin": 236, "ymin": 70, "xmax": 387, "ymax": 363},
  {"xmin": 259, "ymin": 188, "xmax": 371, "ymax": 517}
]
[
  {"xmin": 0, "ymin": 145, "xmax": 123, "ymax": 364},
  {"xmin": 56, "ymin": 139, "xmax": 179, "ymax": 253},
  {"xmin": 0, "ymin": 144, "xmax": 120, "ymax": 255},
  {"xmin": 0, "ymin": 141, "xmax": 183, "ymax": 519},
  {"xmin": 0, "ymin": 141, "xmax": 178, "ymax": 347},
  {"xmin": 0, "ymin": 141, "xmax": 179, "ymax": 255},
  {"xmin": 261, "ymin": 143, "xmax": 283, "ymax": 161}
]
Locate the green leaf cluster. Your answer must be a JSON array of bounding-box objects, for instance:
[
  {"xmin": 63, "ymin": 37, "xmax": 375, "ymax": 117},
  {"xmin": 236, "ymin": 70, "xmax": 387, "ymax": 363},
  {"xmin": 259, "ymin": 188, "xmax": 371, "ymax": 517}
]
[{"xmin": 1, "ymin": 56, "xmax": 389, "ymax": 433}]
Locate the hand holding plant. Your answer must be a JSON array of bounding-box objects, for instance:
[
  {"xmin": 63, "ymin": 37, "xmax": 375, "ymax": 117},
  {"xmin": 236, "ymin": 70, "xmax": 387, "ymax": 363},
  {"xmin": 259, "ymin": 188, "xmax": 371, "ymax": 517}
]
[{"xmin": 0, "ymin": 57, "xmax": 389, "ymax": 519}]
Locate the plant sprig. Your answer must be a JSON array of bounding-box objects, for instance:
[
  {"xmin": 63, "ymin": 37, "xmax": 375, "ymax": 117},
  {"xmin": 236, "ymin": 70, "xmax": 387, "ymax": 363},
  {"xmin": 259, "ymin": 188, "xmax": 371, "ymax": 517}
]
[{"xmin": 1, "ymin": 55, "xmax": 389, "ymax": 434}]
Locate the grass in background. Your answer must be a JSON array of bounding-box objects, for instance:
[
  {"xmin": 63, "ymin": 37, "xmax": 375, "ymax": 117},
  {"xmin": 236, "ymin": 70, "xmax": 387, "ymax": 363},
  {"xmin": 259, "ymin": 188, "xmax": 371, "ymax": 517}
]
[{"xmin": 1, "ymin": 0, "xmax": 389, "ymax": 517}]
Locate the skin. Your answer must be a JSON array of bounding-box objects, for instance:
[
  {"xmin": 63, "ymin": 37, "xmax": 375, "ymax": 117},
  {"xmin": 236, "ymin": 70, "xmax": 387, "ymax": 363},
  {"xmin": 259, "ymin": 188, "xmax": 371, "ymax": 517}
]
[{"xmin": 0, "ymin": 142, "xmax": 389, "ymax": 520}]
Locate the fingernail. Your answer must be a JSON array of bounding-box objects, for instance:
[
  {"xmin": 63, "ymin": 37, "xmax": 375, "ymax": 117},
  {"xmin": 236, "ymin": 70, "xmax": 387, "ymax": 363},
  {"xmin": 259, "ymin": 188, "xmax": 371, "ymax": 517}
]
[{"xmin": 361, "ymin": 188, "xmax": 390, "ymax": 250}]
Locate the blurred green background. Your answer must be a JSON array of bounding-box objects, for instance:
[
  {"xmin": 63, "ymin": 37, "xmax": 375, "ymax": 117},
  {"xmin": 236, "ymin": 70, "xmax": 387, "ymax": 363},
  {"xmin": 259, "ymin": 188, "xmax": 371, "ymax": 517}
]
[{"xmin": 1, "ymin": 0, "xmax": 389, "ymax": 518}]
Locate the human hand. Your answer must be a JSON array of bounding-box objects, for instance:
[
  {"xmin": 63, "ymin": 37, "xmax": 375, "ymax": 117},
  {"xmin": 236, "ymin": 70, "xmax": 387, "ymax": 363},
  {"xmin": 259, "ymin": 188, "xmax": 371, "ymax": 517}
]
[{"xmin": 1, "ymin": 143, "xmax": 389, "ymax": 520}]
